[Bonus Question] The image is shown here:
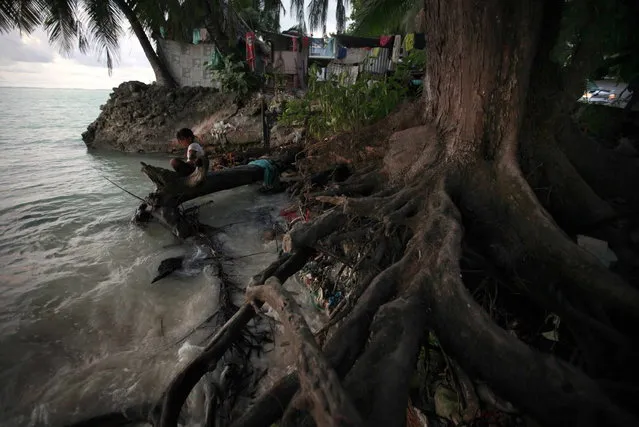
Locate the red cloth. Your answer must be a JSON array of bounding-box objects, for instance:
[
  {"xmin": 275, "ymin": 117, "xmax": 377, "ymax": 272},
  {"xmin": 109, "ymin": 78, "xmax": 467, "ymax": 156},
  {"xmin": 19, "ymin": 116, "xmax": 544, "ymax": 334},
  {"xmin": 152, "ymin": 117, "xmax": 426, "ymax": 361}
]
[
  {"xmin": 279, "ymin": 207, "xmax": 310, "ymax": 224},
  {"xmin": 380, "ymin": 35, "xmax": 392, "ymax": 47},
  {"xmin": 292, "ymin": 37, "xmax": 299, "ymax": 52},
  {"xmin": 302, "ymin": 36, "xmax": 309, "ymax": 48},
  {"xmin": 245, "ymin": 32, "xmax": 256, "ymax": 71}
]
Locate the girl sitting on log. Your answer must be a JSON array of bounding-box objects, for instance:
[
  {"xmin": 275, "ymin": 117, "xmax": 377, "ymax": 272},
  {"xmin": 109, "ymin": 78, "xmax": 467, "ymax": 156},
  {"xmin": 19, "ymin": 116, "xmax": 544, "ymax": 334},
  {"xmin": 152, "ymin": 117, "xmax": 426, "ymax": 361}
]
[{"xmin": 170, "ymin": 128, "xmax": 206, "ymax": 176}]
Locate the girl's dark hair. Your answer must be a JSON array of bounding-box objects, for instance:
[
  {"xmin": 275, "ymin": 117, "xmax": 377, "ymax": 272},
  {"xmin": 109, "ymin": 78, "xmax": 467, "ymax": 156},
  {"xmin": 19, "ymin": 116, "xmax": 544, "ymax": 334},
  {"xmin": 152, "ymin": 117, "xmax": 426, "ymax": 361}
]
[{"xmin": 176, "ymin": 128, "xmax": 194, "ymax": 140}]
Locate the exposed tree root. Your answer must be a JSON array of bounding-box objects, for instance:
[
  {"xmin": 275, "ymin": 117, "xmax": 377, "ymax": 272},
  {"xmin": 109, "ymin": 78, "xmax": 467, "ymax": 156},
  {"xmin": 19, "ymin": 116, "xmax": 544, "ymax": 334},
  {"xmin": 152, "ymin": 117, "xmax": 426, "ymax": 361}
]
[
  {"xmin": 413, "ymin": 188, "xmax": 637, "ymax": 427},
  {"xmin": 521, "ymin": 140, "xmax": 616, "ymax": 231},
  {"xmin": 63, "ymin": 403, "xmax": 154, "ymax": 427},
  {"xmin": 557, "ymin": 119, "xmax": 639, "ymax": 209},
  {"xmin": 247, "ymin": 278, "xmax": 363, "ymax": 427},
  {"xmin": 344, "ymin": 284, "xmax": 427, "ymax": 427},
  {"xmin": 229, "ymin": 258, "xmax": 405, "ymax": 427},
  {"xmin": 458, "ymin": 160, "xmax": 639, "ymax": 325},
  {"xmin": 157, "ymin": 250, "xmax": 312, "ymax": 427},
  {"xmin": 282, "ymin": 210, "xmax": 347, "ymax": 253},
  {"xmin": 229, "ymin": 374, "xmax": 300, "ymax": 427}
]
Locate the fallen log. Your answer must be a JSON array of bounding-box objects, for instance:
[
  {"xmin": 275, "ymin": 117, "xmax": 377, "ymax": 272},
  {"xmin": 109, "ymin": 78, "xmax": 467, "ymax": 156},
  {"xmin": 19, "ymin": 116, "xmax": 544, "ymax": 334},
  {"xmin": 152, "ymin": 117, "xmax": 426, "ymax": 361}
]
[
  {"xmin": 141, "ymin": 163, "xmax": 266, "ymax": 208},
  {"xmin": 136, "ymin": 147, "xmax": 301, "ymax": 238}
]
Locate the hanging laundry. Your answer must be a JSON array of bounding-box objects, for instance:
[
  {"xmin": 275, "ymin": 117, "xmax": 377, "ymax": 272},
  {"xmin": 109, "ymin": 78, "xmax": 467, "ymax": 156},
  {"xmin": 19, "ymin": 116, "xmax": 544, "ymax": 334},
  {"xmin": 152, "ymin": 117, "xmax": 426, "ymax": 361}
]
[
  {"xmin": 403, "ymin": 33, "xmax": 415, "ymax": 52},
  {"xmin": 326, "ymin": 38, "xmax": 336, "ymax": 57},
  {"xmin": 192, "ymin": 29, "xmax": 201, "ymax": 45},
  {"xmin": 337, "ymin": 46, "xmax": 348, "ymax": 59},
  {"xmin": 292, "ymin": 37, "xmax": 299, "ymax": 52},
  {"xmin": 245, "ymin": 32, "xmax": 256, "ymax": 71},
  {"xmin": 391, "ymin": 35, "xmax": 402, "ymax": 63},
  {"xmin": 200, "ymin": 28, "xmax": 209, "ymax": 42},
  {"xmin": 209, "ymin": 47, "xmax": 224, "ymax": 70},
  {"xmin": 370, "ymin": 47, "xmax": 380, "ymax": 58},
  {"xmin": 334, "ymin": 48, "xmax": 368, "ymax": 64},
  {"xmin": 302, "ymin": 36, "xmax": 310, "ymax": 49},
  {"xmin": 380, "ymin": 35, "xmax": 393, "ymax": 47},
  {"xmin": 415, "ymin": 33, "xmax": 426, "ymax": 50}
]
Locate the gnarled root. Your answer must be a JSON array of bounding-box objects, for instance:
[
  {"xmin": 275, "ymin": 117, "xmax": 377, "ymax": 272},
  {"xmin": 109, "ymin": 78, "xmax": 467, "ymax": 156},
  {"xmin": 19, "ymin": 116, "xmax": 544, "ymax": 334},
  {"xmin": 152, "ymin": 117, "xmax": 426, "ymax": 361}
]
[
  {"xmin": 556, "ymin": 118, "xmax": 639, "ymax": 209},
  {"xmin": 239, "ymin": 153, "xmax": 639, "ymax": 427},
  {"xmin": 156, "ymin": 250, "xmax": 312, "ymax": 427},
  {"xmin": 145, "ymin": 111, "xmax": 639, "ymax": 427},
  {"xmin": 247, "ymin": 278, "xmax": 363, "ymax": 427},
  {"xmin": 413, "ymin": 188, "xmax": 637, "ymax": 427},
  {"xmin": 463, "ymin": 163, "xmax": 639, "ymax": 325}
]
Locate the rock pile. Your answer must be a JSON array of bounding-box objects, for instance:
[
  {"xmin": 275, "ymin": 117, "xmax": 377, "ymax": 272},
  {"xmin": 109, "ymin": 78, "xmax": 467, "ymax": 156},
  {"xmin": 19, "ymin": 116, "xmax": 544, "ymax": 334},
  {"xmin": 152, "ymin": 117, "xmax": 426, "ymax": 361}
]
[
  {"xmin": 82, "ymin": 81, "xmax": 305, "ymax": 154},
  {"xmin": 82, "ymin": 81, "xmax": 234, "ymax": 153}
]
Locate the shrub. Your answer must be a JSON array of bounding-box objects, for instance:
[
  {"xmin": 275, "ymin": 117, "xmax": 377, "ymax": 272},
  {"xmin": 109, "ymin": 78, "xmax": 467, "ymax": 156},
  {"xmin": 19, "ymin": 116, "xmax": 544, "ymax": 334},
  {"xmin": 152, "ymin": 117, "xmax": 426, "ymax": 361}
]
[
  {"xmin": 280, "ymin": 53, "xmax": 425, "ymax": 139},
  {"xmin": 205, "ymin": 53, "xmax": 259, "ymax": 99}
]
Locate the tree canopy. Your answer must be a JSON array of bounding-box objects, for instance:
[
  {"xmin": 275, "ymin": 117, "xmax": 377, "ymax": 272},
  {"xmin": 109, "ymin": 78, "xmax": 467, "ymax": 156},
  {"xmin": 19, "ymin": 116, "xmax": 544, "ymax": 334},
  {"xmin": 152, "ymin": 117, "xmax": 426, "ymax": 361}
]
[{"xmin": 0, "ymin": 0, "xmax": 123, "ymax": 70}]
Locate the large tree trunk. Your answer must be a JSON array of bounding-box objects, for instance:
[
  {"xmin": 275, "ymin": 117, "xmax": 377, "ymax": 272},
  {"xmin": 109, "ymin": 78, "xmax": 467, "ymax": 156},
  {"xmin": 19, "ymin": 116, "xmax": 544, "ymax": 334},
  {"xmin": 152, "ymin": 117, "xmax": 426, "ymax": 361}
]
[{"xmin": 114, "ymin": 0, "xmax": 178, "ymax": 87}]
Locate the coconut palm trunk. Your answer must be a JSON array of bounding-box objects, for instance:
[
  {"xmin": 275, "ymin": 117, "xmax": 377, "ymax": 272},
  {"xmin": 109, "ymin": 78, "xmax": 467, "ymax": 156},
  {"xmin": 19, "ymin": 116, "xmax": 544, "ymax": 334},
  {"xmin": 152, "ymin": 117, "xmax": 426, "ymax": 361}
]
[{"xmin": 113, "ymin": 0, "xmax": 178, "ymax": 87}]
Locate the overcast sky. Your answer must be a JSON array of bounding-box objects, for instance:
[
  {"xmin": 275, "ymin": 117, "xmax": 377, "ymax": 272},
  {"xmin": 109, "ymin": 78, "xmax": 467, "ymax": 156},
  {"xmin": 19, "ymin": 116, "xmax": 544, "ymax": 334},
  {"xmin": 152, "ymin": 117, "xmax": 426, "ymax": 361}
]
[{"xmin": 0, "ymin": 3, "xmax": 345, "ymax": 89}]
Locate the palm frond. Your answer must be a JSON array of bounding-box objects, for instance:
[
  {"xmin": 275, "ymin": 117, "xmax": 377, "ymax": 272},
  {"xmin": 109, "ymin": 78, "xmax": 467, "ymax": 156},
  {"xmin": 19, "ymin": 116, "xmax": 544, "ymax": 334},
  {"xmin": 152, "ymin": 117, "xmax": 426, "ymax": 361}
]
[
  {"xmin": 43, "ymin": 0, "xmax": 79, "ymax": 53},
  {"xmin": 289, "ymin": 0, "xmax": 305, "ymax": 28},
  {"xmin": 0, "ymin": 0, "xmax": 47, "ymax": 33},
  {"xmin": 76, "ymin": 18, "xmax": 89, "ymax": 53},
  {"xmin": 131, "ymin": 0, "xmax": 169, "ymax": 32},
  {"xmin": 350, "ymin": 0, "xmax": 416, "ymax": 36},
  {"xmin": 336, "ymin": 0, "xmax": 347, "ymax": 33},
  {"xmin": 308, "ymin": 0, "xmax": 328, "ymax": 33},
  {"xmin": 82, "ymin": 0, "xmax": 123, "ymax": 73}
]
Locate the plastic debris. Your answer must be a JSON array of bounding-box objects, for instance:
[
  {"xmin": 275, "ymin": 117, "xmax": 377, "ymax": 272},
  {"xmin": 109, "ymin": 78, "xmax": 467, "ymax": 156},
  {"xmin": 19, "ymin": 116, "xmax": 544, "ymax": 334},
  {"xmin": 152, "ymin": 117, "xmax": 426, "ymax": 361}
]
[{"xmin": 576, "ymin": 235, "xmax": 618, "ymax": 268}]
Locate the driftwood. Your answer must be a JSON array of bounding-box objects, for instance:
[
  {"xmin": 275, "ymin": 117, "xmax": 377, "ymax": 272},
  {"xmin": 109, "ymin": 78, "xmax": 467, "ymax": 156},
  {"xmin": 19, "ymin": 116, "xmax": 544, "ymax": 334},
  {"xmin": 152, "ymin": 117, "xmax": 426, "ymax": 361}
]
[
  {"xmin": 141, "ymin": 162, "xmax": 265, "ymax": 208},
  {"xmin": 135, "ymin": 147, "xmax": 301, "ymax": 238}
]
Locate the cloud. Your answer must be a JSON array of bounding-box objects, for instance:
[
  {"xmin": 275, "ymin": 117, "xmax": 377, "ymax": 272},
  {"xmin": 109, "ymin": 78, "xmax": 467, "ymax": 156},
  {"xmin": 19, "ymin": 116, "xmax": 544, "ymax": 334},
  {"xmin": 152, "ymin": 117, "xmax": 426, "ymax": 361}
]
[
  {"xmin": 0, "ymin": 27, "xmax": 154, "ymax": 89},
  {"xmin": 0, "ymin": 60, "xmax": 155, "ymax": 89},
  {"xmin": 0, "ymin": 31, "xmax": 54, "ymax": 65}
]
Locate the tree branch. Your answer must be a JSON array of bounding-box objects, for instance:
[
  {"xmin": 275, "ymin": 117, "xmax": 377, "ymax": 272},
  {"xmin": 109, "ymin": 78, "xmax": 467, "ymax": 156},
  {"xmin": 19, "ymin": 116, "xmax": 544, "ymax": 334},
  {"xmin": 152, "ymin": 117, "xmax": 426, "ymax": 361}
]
[
  {"xmin": 157, "ymin": 250, "xmax": 312, "ymax": 427},
  {"xmin": 247, "ymin": 278, "xmax": 363, "ymax": 427}
]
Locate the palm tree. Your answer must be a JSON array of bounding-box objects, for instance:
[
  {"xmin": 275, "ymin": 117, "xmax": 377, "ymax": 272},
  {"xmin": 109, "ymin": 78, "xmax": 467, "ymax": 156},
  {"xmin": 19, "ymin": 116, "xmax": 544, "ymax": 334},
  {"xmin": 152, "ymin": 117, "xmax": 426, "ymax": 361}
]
[
  {"xmin": 0, "ymin": 0, "xmax": 177, "ymax": 86},
  {"xmin": 286, "ymin": 0, "xmax": 422, "ymax": 36},
  {"xmin": 289, "ymin": 0, "xmax": 351, "ymax": 34},
  {"xmin": 348, "ymin": 0, "xmax": 423, "ymax": 36},
  {"xmin": 135, "ymin": 0, "xmax": 283, "ymax": 55}
]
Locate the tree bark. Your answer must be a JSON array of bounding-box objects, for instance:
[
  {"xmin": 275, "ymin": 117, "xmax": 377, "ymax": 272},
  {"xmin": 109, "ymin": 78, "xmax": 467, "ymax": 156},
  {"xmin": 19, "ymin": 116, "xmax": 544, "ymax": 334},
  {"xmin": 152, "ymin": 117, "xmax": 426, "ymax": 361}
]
[
  {"xmin": 142, "ymin": 162, "xmax": 266, "ymax": 208},
  {"xmin": 114, "ymin": 0, "xmax": 178, "ymax": 87}
]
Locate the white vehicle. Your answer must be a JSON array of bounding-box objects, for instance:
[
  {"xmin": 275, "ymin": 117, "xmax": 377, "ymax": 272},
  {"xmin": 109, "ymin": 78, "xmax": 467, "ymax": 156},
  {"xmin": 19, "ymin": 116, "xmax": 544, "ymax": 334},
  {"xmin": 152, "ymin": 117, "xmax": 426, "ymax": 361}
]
[{"xmin": 580, "ymin": 80, "xmax": 632, "ymax": 108}]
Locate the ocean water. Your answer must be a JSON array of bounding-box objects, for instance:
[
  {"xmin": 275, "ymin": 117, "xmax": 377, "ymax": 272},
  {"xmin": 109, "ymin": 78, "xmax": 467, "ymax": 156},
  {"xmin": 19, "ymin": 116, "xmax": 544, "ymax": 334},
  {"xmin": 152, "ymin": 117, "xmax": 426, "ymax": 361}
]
[{"xmin": 0, "ymin": 87, "xmax": 285, "ymax": 426}]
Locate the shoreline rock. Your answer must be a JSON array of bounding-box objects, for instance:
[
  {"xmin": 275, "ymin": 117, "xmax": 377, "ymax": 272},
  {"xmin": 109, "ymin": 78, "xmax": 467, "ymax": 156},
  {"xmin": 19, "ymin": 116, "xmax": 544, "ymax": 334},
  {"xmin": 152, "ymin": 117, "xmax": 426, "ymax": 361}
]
[
  {"xmin": 83, "ymin": 81, "xmax": 303, "ymax": 154},
  {"xmin": 83, "ymin": 81, "xmax": 233, "ymax": 153}
]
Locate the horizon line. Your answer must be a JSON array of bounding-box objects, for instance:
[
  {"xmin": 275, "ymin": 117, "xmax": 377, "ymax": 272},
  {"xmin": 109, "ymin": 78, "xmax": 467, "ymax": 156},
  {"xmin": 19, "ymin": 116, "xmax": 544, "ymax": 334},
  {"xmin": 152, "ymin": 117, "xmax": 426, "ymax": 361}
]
[{"xmin": 0, "ymin": 85, "xmax": 114, "ymax": 91}]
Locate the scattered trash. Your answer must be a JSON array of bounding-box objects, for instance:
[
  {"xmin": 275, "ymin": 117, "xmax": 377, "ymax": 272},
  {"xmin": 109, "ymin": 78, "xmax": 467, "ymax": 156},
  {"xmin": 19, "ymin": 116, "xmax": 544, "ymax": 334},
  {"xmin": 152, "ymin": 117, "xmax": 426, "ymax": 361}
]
[
  {"xmin": 614, "ymin": 137, "xmax": 638, "ymax": 157},
  {"xmin": 576, "ymin": 235, "xmax": 618, "ymax": 268},
  {"xmin": 540, "ymin": 313, "xmax": 561, "ymax": 342},
  {"xmin": 297, "ymin": 257, "xmax": 345, "ymax": 313},
  {"xmin": 407, "ymin": 400, "xmax": 429, "ymax": 427},
  {"xmin": 434, "ymin": 384, "xmax": 462, "ymax": 424},
  {"xmin": 210, "ymin": 121, "xmax": 237, "ymax": 146}
]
